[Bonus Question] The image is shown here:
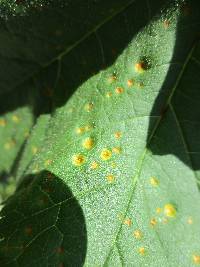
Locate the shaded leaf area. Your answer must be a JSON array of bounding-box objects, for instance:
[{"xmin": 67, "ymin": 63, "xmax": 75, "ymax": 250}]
[
  {"xmin": 0, "ymin": 171, "xmax": 87, "ymax": 266},
  {"xmin": 0, "ymin": 75, "xmax": 53, "ymax": 200},
  {"xmin": 0, "ymin": 0, "xmax": 51, "ymax": 16},
  {"xmin": 0, "ymin": 0, "xmax": 135, "ymax": 95},
  {"xmin": 0, "ymin": 103, "xmax": 33, "ymax": 201},
  {"xmin": 16, "ymin": 114, "xmax": 51, "ymax": 181},
  {"xmin": 0, "ymin": 173, "xmax": 16, "ymax": 203},
  {"xmin": 148, "ymin": 40, "xmax": 200, "ymax": 180},
  {"xmin": 0, "ymin": 113, "xmax": 51, "ymax": 202}
]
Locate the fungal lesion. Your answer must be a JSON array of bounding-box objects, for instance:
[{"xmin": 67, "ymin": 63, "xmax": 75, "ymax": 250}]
[
  {"xmin": 187, "ymin": 217, "xmax": 193, "ymax": 224},
  {"xmin": 127, "ymin": 79, "xmax": 134, "ymax": 87},
  {"xmin": 105, "ymin": 91, "xmax": 112, "ymax": 98},
  {"xmin": 106, "ymin": 174, "xmax": 115, "ymax": 183},
  {"xmin": 150, "ymin": 218, "xmax": 157, "ymax": 227},
  {"xmin": 24, "ymin": 226, "xmax": 33, "ymax": 236},
  {"xmin": 84, "ymin": 102, "xmax": 94, "ymax": 112},
  {"xmin": 76, "ymin": 124, "xmax": 95, "ymax": 135},
  {"xmin": 72, "ymin": 154, "xmax": 86, "ymax": 166},
  {"xmin": 44, "ymin": 159, "xmax": 53, "ymax": 167},
  {"xmin": 163, "ymin": 203, "xmax": 177, "ymax": 218},
  {"xmin": 156, "ymin": 207, "xmax": 162, "ymax": 214},
  {"xmin": 114, "ymin": 131, "xmax": 122, "ymax": 139},
  {"xmin": 90, "ymin": 161, "xmax": 99, "ymax": 169},
  {"xmin": 133, "ymin": 229, "xmax": 143, "ymax": 239},
  {"xmin": 115, "ymin": 87, "xmax": 124, "ymax": 94},
  {"xmin": 149, "ymin": 176, "xmax": 159, "ymax": 186},
  {"xmin": 107, "ymin": 73, "xmax": 117, "ymax": 83},
  {"xmin": 4, "ymin": 139, "xmax": 16, "ymax": 150},
  {"xmin": 193, "ymin": 254, "xmax": 200, "ymax": 265},
  {"xmin": 85, "ymin": 124, "xmax": 94, "ymax": 131},
  {"xmin": 138, "ymin": 247, "xmax": 146, "ymax": 255},
  {"xmin": 123, "ymin": 218, "xmax": 132, "ymax": 226},
  {"xmin": 75, "ymin": 127, "xmax": 85, "ymax": 135},
  {"xmin": 12, "ymin": 114, "xmax": 20, "ymax": 123},
  {"xmin": 110, "ymin": 161, "xmax": 117, "ymax": 168},
  {"xmin": 31, "ymin": 146, "xmax": 38, "ymax": 155},
  {"xmin": 56, "ymin": 246, "xmax": 64, "ymax": 254},
  {"xmin": 82, "ymin": 137, "xmax": 94, "ymax": 150},
  {"xmin": 0, "ymin": 118, "xmax": 6, "ymax": 126},
  {"xmin": 163, "ymin": 19, "xmax": 170, "ymax": 29},
  {"xmin": 134, "ymin": 56, "xmax": 151, "ymax": 73},
  {"xmin": 112, "ymin": 147, "xmax": 121, "ymax": 154},
  {"xmin": 149, "ymin": 202, "xmax": 177, "ymax": 228},
  {"xmin": 136, "ymin": 81, "xmax": 144, "ymax": 89},
  {"xmin": 100, "ymin": 148, "xmax": 112, "ymax": 161}
]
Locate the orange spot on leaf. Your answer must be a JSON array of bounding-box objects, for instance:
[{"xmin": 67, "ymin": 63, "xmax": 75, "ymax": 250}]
[
  {"xmin": 124, "ymin": 218, "xmax": 132, "ymax": 226},
  {"xmin": 115, "ymin": 87, "xmax": 124, "ymax": 94}
]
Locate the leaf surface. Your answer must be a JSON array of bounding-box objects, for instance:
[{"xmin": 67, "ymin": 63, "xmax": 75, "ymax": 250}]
[
  {"xmin": 0, "ymin": 1, "xmax": 200, "ymax": 266},
  {"xmin": 0, "ymin": 0, "xmax": 134, "ymax": 94}
]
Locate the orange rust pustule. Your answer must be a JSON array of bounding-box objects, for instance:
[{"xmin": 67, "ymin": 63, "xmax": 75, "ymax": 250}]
[
  {"xmin": 57, "ymin": 247, "xmax": 64, "ymax": 254},
  {"xmin": 25, "ymin": 226, "xmax": 33, "ymax": 236}
]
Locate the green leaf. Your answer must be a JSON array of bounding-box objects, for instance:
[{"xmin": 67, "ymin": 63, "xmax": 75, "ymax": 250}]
[
  {"xmin": 0, "ymin": 170, "xmax": 87, "ymax": 266},
  {"xmin": 0, "ymin": 75, "xmax": 53, "ymax": 201},
  {"xmin": 1, "ymin": 0, "xmax": 200, "ymax": 266},
  {"xmin": 16, "ymin": 114, "xmax": 51, "ymax": 180},
  {"xmin": 0, "ymin": 0, "xmax": 134, "ymax": 94},
  {"xmin": 0, "ymin": 94, "xmax": 33, "ymax": 201},
  {"xmin": 148, "ymin": 42, "xmax": 200, "ymax": 182}
]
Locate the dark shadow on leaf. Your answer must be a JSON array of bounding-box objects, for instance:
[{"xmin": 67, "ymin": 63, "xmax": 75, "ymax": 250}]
[
  {"xmin": 0, "ymin": 0, "xmax": 170, "ymax": 119},
  {"xmin": 147, "ymin": 1, "xmax": 200, "ymax": 177},
  {"xmin": 0, "ymin": 170, "xmax": 87, "ymax": 266}
]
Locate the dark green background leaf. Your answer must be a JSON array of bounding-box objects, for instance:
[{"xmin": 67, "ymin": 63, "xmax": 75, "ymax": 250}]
[{"xmin": 0, "ymin": 171, "xmax": 87, "ymax": 266}]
